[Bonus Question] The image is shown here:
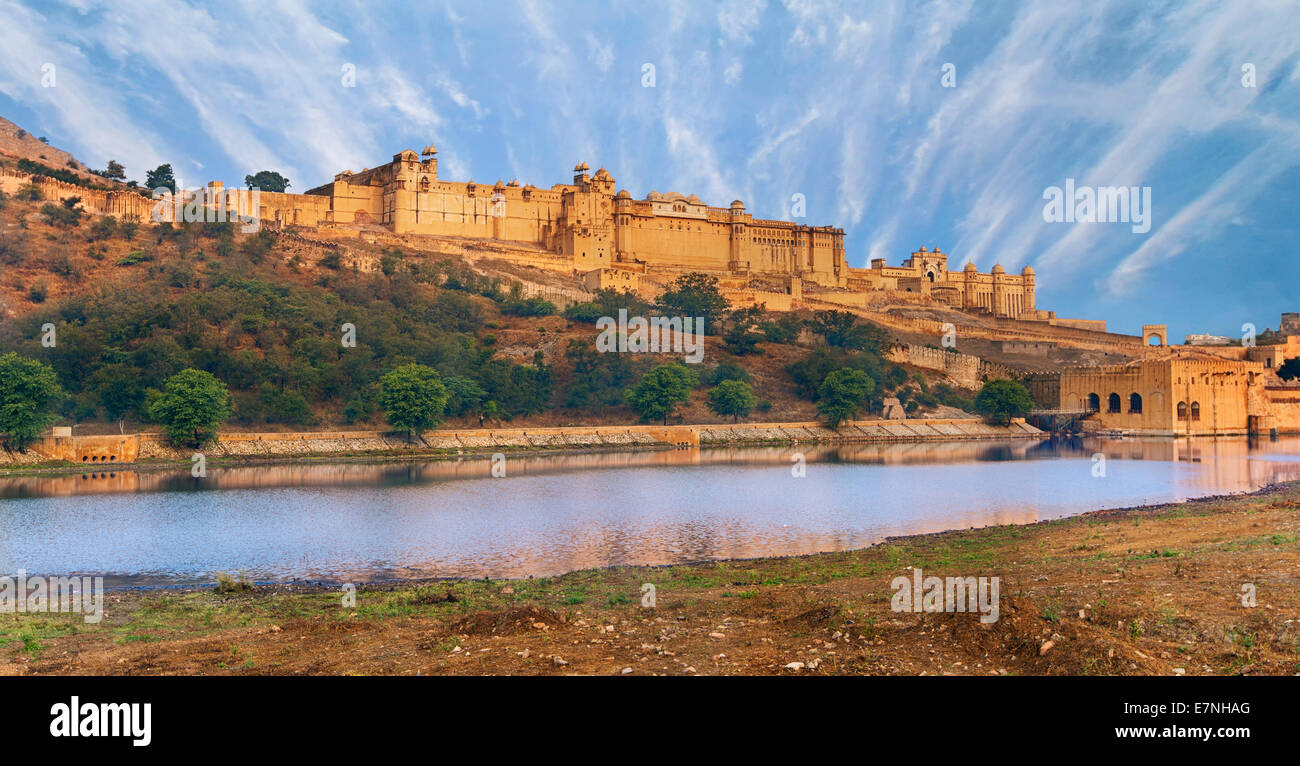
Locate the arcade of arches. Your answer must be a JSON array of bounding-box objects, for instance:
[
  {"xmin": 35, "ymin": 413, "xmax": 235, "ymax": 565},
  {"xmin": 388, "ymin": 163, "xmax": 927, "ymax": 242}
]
[{"xmin": 1028, "ymin": 355, "xmax": 1300, "ymax": 436}]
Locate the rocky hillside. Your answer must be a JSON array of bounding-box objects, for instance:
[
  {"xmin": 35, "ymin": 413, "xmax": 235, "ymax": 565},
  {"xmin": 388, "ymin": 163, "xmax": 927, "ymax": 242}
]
[{"xmin": 0, "ymin": 116, "xmax": 121, "ymax": 186}]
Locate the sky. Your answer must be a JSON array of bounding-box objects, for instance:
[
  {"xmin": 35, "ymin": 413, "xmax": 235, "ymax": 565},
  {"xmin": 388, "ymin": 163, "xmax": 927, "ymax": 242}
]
[{"xmin": 0, "ymin": 0, "xmax": 1297, "ymax": 341}]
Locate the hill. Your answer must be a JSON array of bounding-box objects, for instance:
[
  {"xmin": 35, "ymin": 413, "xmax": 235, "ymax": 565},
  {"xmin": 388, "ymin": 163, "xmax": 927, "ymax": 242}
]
[
  {"xmin": 0, "ymin": 187, "xmax": 981, "ymax": 435},
  {"xmin": 0, "ymin": 116, "xmax": 126, "ymax": 187}
]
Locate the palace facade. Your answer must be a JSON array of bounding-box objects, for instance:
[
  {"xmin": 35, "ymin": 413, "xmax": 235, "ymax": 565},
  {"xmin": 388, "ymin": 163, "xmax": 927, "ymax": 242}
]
[{"xmin": 1026, "ymin": 343, "xmax": 1300, "ymax": 436}]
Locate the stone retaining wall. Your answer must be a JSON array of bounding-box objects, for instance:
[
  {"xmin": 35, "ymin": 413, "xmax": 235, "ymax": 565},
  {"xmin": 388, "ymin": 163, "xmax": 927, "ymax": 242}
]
[{"xmin": 1, "ymin": 419, "xmax": 1043, "ymax": 465}]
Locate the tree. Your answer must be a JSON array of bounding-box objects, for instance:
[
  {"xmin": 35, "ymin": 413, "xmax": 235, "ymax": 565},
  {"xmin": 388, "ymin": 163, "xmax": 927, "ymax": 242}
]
[
  {"xmin": 723, "ymin": 305, "xmax": 765, "ymax": 355},
  {"xmin": 973, "ymin": 378, "xmax": 1034, "ymax": 425},
  {"xmin": 564, "ymin": 339, "xmax": 636, "ymax": 415},
  {"xmin": 658, "ymin": 272, "xmax": 729, "ymax": 331},
  {"xmin": 149, "ymin": 368, "xmax": 231, "ymax": 447},
  {"xmin": 41, "ymin": 201, "xmax": 82, "ymax": 228},
  {"xmin": 379, "ymin": 364, "xmax": 449, "ymax": 441},
  {"xmin": 625, "ymin": 362, "xmax": 699, "ymax": 424},
  {"xmin": 707, "ymin": 379, "xmax": 756, "ymax": 423},
  {"xmin": 816, "ymin": 368, "xmax": 875, "ymax": 427},
  {"xmin": 810, "ymin": 310, "xmax": 889, "ymax": 352},
  {"xmin": 100, "ymin": 160, "xmax": 126, "ymax": 181},
  {"xmin": 1278, "ymin": 357, "xmax": 1300, "ymax": 381},
  {"xmin": 443, "ymin": 375, "xmax": 487, "ymax": 417},
  {"xmin": 244, "ymin": 170, "xmax": 291, "ymax": 193},
  {"xmin": 90, "ymin": 363, "xmax": 144, "ymax": 430},
  {"xmin": 0, "ymin": 353, "xmax": 64, "ymax": 450},
  {"xmin": 146, "ymin": 163, "xmax": 176, "ymax": 193}
]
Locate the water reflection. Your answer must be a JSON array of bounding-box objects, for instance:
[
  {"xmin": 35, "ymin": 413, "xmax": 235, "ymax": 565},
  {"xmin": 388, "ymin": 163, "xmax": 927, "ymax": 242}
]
[{"xmin": 1, "ymin": 436, "xmax": 1298, "ymax": 586}]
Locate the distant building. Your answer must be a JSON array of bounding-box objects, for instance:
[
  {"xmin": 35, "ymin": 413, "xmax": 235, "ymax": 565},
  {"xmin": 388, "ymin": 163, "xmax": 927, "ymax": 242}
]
[
  {"xmin": 1026, "ymin": 353, "xmax": 1300, "ymax": 435},
  {"xmin": 1185, "ymin": 333, "xmax": 1233, "ymax": 346}
]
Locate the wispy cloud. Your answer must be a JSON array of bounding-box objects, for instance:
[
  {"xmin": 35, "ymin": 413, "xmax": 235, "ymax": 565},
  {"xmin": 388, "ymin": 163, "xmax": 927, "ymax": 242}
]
[{"xmin": 0, "ymin": 0, "xmax": 1295, "ymax": 337}]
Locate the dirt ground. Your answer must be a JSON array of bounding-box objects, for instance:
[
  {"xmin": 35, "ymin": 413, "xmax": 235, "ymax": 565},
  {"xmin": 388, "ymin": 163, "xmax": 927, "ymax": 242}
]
[{"xmin": 4, "ymin": 482, "xmax": 1298, "ymax": 676}]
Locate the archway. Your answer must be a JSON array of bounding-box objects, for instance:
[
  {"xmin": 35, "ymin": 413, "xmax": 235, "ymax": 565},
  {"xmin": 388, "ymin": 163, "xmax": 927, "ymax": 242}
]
[
  {"xmin": 1087, "ymin": 393, "xmax": 1100, "ymax": 412},
  {"xmin": 1129, "ymin": 393, "xmax": 1142, "ymax": 413},
  {"xmin": 1107, "ymin": 393, "xmax": 1121, "ymax": 413},
  {"xmin": 1142, "ymin": 324, "xmax": 1167, "ymax": 347}
]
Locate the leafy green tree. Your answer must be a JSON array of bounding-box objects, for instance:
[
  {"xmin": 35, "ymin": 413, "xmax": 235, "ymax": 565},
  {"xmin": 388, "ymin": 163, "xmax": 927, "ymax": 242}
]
[
  {"xmin": 703, "ymin": 359, "xmax": 750, "ymax": 386},
  {"xmin": 723, "ymin": 305, "xmax": 765, "ymax": 355},
  {"xmin": 145, "ymin": 164, "xmax": 176, "ymax": 193},
  {"xmin": 379, "ymin": 364, "xmax": 449, "ymax": 441},
  {"xmin": 973, "ymin": 378, "xmax": 1035, "ymax": 425},
  {"xmin": 707, "ymin": 379, "xmax": 756, "ymax": 423},
  {"xmin": 658, "ymin": 272, "xmax": 729, "ymax": 331},
  {"xmin": 564, "ymin": 288, "xmax": 652, "ymax": 324},
  {"xmin": 563, "ymin": 340, "xmax": 637, "ymax": 415},
  {"xmin": 90, "ymin": 363, "xmax": 144, "ymax": 427},
  {"xmin": 759, "ymin": 313, "xmax": 803, "ymax": 344},
  {"xmin": 625, "ymin": 362, "xmax": 699, "ymax": 424},
  {"xmin": 1278, "ymin": 357, "xmax": 1300, "ymax": 381},
  {"xmin": 149, "ymin": 368, "xmax": 231, "ymax": 447},
  {"xmin": 99, "ymin": 160, "xmax": 126, "ymax": 181},
  {"xmin": 0, "ymin": 353, "xmax": 64, "ymax": 449},
  {"xmin": 244, "ymin": 170, "xmax": 291, "ymax": 192},
  {"xmin": 478, "ymin": 399, "xmax": 499, "ymax": 427},
  {"xmin": 443, "ymin": 375, "xmax": 487, "ymax": 417},
  {"xmin": 41, "ymin": 201, "xmax": 82, "ymax": 228},
  {"xmin": 259, "ymin": 384, "xmax": 315, "ymax": 425},
  {"xmin": 816, "ymin": 368, "xmax": 875, "ymax": 427},
  {"xmin": 810, "ymin": 310, "xmax": 889, "ymax": 352}
]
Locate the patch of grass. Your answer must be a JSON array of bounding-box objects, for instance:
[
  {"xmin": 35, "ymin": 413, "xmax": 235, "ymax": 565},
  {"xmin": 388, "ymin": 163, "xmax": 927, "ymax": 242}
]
[{"xmin": 215, "ymin": 571, "xmax": 254, "ymax": 593}]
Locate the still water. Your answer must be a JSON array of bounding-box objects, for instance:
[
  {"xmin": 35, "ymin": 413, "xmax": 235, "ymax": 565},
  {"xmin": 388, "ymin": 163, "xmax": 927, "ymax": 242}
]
[{"xmin": 2, "ymin": 436, "xmax": 1300, "ymax": 586}]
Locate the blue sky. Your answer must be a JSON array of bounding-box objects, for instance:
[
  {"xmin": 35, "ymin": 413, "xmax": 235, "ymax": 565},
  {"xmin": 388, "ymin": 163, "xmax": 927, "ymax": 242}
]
[{"xmin": 1, "ymin": 0, "xmax": 1297, "ymax": 341}]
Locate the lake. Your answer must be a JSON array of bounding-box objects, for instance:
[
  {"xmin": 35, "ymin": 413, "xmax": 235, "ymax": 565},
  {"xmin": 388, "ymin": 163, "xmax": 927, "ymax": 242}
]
[{"xmin": 2, "ymin": 436, "xmax": 1299, "ymax": 586}]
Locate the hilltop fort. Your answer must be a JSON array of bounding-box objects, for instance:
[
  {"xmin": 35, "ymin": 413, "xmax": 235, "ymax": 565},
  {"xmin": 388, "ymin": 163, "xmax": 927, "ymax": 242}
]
[{"xmin": 4, "ymin": 140, "xmax": 1299, "ymax": 437}]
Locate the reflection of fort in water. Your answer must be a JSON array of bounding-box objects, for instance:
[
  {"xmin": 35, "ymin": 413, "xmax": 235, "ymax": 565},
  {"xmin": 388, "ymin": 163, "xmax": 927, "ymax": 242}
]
[
  {"xmin": 5, "ymin": 437, "xmax": 1300, "ymax": 586},
  {"xmin": 6, "ymin": 436, "xmax": 1299, "ymax": 500}
]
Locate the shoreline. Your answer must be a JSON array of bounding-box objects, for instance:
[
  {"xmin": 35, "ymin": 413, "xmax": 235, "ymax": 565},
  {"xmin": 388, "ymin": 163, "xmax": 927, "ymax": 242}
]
[
  {"xmin": 77, "ymin": 478, "xmax": 1300, "ymax": 596},
  {"xmin": 0, "ymin": 418, "xmax": 1047, "ymax": 477},
  {"xmin": 6, "ymin": 479, "xmax": 1296, "ymax": 675}
]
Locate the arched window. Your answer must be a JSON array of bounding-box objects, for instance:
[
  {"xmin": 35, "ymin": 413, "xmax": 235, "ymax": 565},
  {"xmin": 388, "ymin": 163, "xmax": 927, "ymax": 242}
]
[
  {"xmin": 1107, "ymin": 393, "xmax": 1121, "ymax": 413},
  {"xmin": 1087, "ymin": 393, "xmax": 1100, "ymax": 412},
  {"xmin": 1190, "ymin": 402, "xmax": 1200, "ymax": 421},
  {"xmin": 1129, "ymin": 393, "xmax": 1142, "ymax": 414},
  {"xmin": 927, "ymin": 271, "xmax": 936, "ymax": 282},
  {"xmin": 419, "ymin": 176, "xmax": 430, "ymax": 192},
  {"xmin": 1177, "ymin": 401, "xmax": 1188, "ymax": 420}
]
